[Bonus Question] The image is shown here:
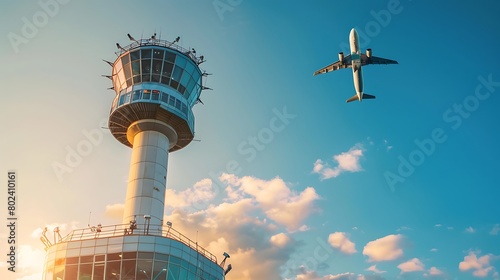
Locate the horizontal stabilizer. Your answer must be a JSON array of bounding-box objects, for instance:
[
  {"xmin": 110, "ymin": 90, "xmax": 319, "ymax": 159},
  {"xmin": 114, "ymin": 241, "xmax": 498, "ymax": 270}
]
[
  {"xmin": 346, "ymin": 94, "xmax": 359, "ymax": 103},
  {"xmin": 363, "ymin": 93, "xmax": 376, "ymax": 99}
]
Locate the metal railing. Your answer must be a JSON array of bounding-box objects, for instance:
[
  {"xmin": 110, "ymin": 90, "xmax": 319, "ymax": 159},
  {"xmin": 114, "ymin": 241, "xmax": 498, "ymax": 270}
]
[
  {"xmin": 53, "ymin": 223, "xmax": 218, "ymax": 264},
  {"xmin": 116, "ymin": 38, "xmax": 202, "ymax": 64}
]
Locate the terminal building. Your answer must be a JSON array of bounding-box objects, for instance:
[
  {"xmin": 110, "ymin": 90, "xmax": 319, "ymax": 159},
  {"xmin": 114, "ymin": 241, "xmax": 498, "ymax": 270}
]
[{"xmin": 41, "ymin": 34, "xmax": 231, "ymax": 280}]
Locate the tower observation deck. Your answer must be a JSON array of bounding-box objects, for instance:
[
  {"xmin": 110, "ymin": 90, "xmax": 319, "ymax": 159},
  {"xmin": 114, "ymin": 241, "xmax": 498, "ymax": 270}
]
[{"xmin": 41, "ymin": 34, "xmax": 232, "ymax": 280}]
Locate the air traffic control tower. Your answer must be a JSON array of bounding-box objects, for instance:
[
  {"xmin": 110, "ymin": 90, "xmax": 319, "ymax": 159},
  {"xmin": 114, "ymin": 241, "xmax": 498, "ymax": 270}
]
[{"xmin": 41, "ymin": 34, "xmax": 232, "ymax": 279}]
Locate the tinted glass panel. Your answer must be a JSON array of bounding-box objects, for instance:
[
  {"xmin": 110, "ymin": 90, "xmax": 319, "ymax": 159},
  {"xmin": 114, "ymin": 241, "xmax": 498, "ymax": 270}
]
[
  {"xmin": 121, "ymin": 54, "xmax": 130, "ymax": 65},
  {"xmin": 130, "ymin": 50, "xmax": 140, "ymax": 61},
  {"xmin": 178, "ymin": 84, "xmax": 186, "ymax": 95},
  {"xmin": 123, "ymin": 63, "xmax": 132, "ymax": 80},
  {"xmin": 79, "ymin": 263, "xmax": 92, "ymax": 279},
  {"xmin": 132, "ymin": 61, "xmax": 141, "ymax": 76},
  {"xmin": 172, "ymin": 66, "xmax": 183, "ymax": 82},
  {"xmin": 186, "ymin": 79, "xmax": 195, "ymax": 95},
  {"xmin": 153, "ymin": 49, "xmax": 164, "ymax": 59},
  {"xmin": 80, "ymin": 256, "xmax": 93, "ymax": 263},
  {"xmin": 152, "ymin": 60, "xmax": 162, "ymax": 75},
  {"xmin": 64, "ymin": 265, "xmax": 78, "ymax": 279},
  {"xmin": 143, "ymin": 90, "xmax": 151, "ymax": 100},
  {"xmin": 184, "ymin": 61, "xmax": 195, "ymax": 75},
  {"xmin": 94, "ymin": 264, "xmax": 105, "ymax": 280},
  {"xmin": 142, "ymin": 59, "xmax": 151, "ymax": 74},
  {"xmin": 162, "ymin": 62, "xmax": 173, "ymax": 77},
  {"xmin": 170, "ymin": 80, "xmax": 179, "ymax": 90},
  {"xmin": 141, "ymin": 49, "xmax": 152, "ymax": 59},
  {"xmin": 175, "ymin": 55, "xmax": 187, "ymax": 68},
  {"xmin": 105, "ymin": 261, "xmax": 121, "ymax": 279},
  {"xmin": 133, "ymin": 90, "xmax": 141, "ymax": 100},
  {"xmin": 122, "ymin": 259, "xmax": 137, "ymax": 279},
  {"xmin": 136, "ymin": 260, "xmax": 153, "ymax": 279},
  {"xmin": 161, "ymin": 93, "xmax": 169, "ymax": 103},
  {"xmin": 165, "ymin": 52, "xmax": 176, "ymax": 63}
]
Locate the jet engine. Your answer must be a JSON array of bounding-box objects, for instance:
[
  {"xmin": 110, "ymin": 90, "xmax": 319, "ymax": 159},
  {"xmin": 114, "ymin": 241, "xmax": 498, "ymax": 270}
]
[
  {"xmin": 366, "ymin": 48, "xmax": 372, "ymax": 57},
  {"xmin": 338, "ymin": 52, "xmax": 344, "ymax": 63}
]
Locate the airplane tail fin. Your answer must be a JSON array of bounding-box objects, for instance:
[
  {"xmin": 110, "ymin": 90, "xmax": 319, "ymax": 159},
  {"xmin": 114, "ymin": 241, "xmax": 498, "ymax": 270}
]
[
  {"xmin": 346, "ymin": 94, "xmax": 359, "ymax": 103},
  {"xmin": 346, "ymin": 93, "xmax": 376, "ymax": 103},
  {"xmin": 363, "ymin": 93, "xmax": 376, "ymax": 100}
]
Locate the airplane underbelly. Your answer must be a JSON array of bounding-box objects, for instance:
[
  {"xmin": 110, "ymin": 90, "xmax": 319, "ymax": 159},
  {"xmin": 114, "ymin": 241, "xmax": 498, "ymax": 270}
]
[{"xmin": 352, "ymin": 65, "xmax": 363, "ymax": 93}]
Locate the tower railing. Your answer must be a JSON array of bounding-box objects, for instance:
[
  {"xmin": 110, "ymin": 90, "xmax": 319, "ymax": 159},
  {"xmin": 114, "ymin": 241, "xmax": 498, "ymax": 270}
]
[
  {"xmin": 115, "ymin": 38, "xmax": 202, "ymax": 64},
  {"xmin": 54, "ymin": 223, "xmax": 217, "ymax": 264}
]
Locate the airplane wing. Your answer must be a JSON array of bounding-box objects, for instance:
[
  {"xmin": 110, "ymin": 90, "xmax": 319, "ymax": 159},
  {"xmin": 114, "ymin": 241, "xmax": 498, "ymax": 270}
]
[
  {"xmin": 313, "ymin": 54, "xmax": 352, "ymax": 75},
  {"xmin": 361, "ymin": 54, "xmax": 398, "ymax": 65}
]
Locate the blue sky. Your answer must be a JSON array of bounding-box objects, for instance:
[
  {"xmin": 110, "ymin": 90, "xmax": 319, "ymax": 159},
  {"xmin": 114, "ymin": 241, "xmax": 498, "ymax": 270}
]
[{"xmin": 1, "ymin": 0, "xmax": 500, "ymax": 279}]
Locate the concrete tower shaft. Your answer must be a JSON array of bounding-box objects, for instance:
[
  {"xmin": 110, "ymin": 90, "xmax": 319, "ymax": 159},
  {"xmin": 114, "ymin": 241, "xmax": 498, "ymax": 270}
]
[{"xmin": 122, "ymin": 119, "xmax": 177, "ymax": 226}]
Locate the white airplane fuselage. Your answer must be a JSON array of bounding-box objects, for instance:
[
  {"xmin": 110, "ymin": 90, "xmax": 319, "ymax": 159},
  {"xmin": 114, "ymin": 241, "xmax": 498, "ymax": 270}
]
[{"xmin": 349, "ymin": 28, "xmax": 364, "ymax": 101}]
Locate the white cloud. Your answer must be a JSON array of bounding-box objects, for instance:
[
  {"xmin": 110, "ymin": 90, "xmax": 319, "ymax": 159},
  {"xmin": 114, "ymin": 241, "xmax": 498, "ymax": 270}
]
[
  {"xmin": 328, "ymin": 232, "xmax": 357, "ymax": 255},
  {"xmin": 396, "ymin": 226, "xmax": 411, "ymax": 232},
  {"xmin": 430, "ymin": 248, "xmax": 438, "ymax": 253},
  {"xmin": 220, "ymin": 174, "xmax": 319, "ymax": 231},
  {"xmin": 295, "ymin": 268, "xmax": 383, "ymax": 280},
  {"xmin": 465, "ymin": 226, "xmax": 476, "ymax": 233},
  {"xmin": 104, "ymin": 203, "xmax": 124, "ymax": 220},
  {"xmin": 398, "ymin": 258, "xmax": 425, "ymax": 273},
  {"xmin": 490, "ymin": 224, "xmax": 500, "ymax": 235},
  {"xmin": 312, "ymin": 144, "xmax": 365, "ymax": 180},
  {"xmin": 459, "ymin": 251, "xmax": 497, "ymax": 278},
  {"xmin": 429, "ymin": 266, "xmax": 444, "ymax": 276},
  {"xmin": 434, "ymin": 224, "xmax": 442, "ymax": 228},
  {"xmin": 363, "ymin": 234, "xmax": 404, "ymax": 262},
  {"xmin": 165, "ymin": 178, "xmax": 216, "ymax": 209},
  {"xmin": 366, "ymin": 265, "xmax": 386, "ymax": 274}
]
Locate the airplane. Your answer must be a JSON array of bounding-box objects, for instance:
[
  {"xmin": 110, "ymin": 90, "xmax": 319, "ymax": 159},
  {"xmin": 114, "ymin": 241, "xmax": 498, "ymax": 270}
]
[{"xmin": 313, "ymin": 28, "xmax": 398, "ymax": 103}]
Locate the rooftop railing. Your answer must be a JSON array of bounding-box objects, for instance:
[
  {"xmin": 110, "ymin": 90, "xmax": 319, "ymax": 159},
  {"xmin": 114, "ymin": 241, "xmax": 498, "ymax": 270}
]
[{"xmin": 44, "ymin": 223, "xmax": 218, "ymax": 264}]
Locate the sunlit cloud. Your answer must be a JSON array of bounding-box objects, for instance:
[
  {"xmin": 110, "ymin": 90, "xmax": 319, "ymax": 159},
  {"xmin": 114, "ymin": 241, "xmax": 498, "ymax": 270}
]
[
  {"xmin": 270, "ymin": 233, "xmax": 292, "ymax": 248},
  {"xmin": 160, "ymin": 174, "xmax": 321, "ymax": 279},
  {"xmin": 366, "ymin": 265, "xmax": 386, "ymax": 274},
  {"xmin": 363, "ymin": 234, "xmax": 404, "ymax": 262},
  {"xmin": 294, "ymin": 267, "xmax": 383, "ymax": 280},
  {"xmin": 165, "ymin": 178, "xmax": 216, "ymax": 208},
  {"xmin": 312, "ymin": 144, "xmax": 365, "ymax": 180},
  {"xmin": 459, "ymin": 251, "xmax": 497, "ymax": 278},
  {"xmin": 220, "ymin": 174, "xmax": 320, "ymax": 231},
  {"xmin": 328, "ymin": 232, "xmax": 357, "ymax": 255},
  {"xmin": 428, "ymin": 266, "xmax": 444, "ymax": 276},
  {"xmin": 398, "ymin": 258, "xmax": 425, "ymax": 273},
  {"xmin": 104, "ymin": 203, "xmax": 124, "ymax": 220}
]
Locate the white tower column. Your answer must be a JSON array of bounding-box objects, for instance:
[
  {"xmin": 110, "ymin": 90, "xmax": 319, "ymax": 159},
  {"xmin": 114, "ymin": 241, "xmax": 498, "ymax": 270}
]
[{"xmin": 122, "ymin": 120, "xmax": 177, "ymax": 228}]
